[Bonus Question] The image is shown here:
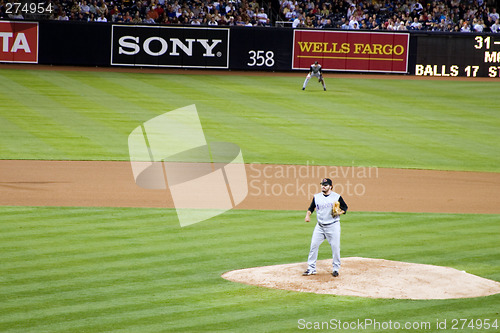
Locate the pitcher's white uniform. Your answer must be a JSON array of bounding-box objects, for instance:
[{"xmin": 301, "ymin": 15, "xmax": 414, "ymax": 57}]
[{"xmin": 303, "ymin": 178, "xmax": 348, "ymax": 276}]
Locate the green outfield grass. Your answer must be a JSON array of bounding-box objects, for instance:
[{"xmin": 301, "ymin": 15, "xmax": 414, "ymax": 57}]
[
  {"xmin": 0, "ymin": 68, "xmax": 499, "ymax": 171},
  {"xmin": 1, "ymin": 207, "xmax": 499, "ymax": 332}
]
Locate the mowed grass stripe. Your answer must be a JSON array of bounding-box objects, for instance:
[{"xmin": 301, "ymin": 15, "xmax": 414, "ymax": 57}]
[
  {"xmin": 308, "ymin": 77, "xmax": 500, "ymax": 169},
  {"xmin": 31, "ymin": 71, "xmax": 144, "ymax": 131},
  {"xmin": 4, "ymin": 72, "xmax": 131, "ymax": 159},
  {"xmin": 249, "ymin": 76, "xmax": 499, "ymax": 164},
  {"xmin": 1, "ymin": 207, "xmax": 499, "ymax": 332},
  {"xmin": 0, "ymin": 75, "xmax": 116, "ymax": 159},
  {"xmin": 172, "ymin": 74, "xmax": 498, "ymax": 169},
  {"xmin": 158, "ymin": 75, "xmax": 366, "ymax": 164},
  {"xmin": 1, "ymin": 208, "xmax": 298, "ymax": 287},
  {"xmin": 49, "ymin": 71, "xmax": 306, "ymax": 162},
  {"xmin": 50, "ymin": 71, "xmax": 171, "ymax": 123},
  {"xmin": 352, "ymin": 80, "xmax": 498, "ymax": 151},
  {"xmin": 5, "ymin": 291, "xmax": 318, "ymax": 333},
  {"xmin": 0, "ymin": 95, "xmax": 94, "ymax": 158},
  {"xmin": 146, "ymin": 74, "xmax": 301, "ymax": 162},
  {"xmin": 322, "ymin": 79, "xmax": 498, "ymax": 167},
  {"xmin": 153, "ymin": 74, "xmax": 403, "ymax": 166},
  {"xmin": 342, "ymin": 213, "xmax": 500, "ymax": 274},
  {"xmin": 0, "ymin": 112, "xmax": 61, "ymax": 157}
]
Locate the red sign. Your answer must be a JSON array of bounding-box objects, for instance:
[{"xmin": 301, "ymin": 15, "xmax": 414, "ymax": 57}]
[
  {"xmin": 293, "ymin": 30, "xmax": 409, "ymax": 73},
  {"xmin": 0, "ymin": 21, "xmax": 39, "ymax": 63}
]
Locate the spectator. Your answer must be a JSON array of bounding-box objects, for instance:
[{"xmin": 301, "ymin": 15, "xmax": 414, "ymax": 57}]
[
  {"xmin": 347, "ymin": 4, "xmax": 355, "ymax": 18},
  {"xmin": 490, "ymin": 8, "xmax": 499, "ymax": 21},
  {"xmin": 341, "ymin": 17, "xmax": 349, "ymax": 29},
  {"xmin": 394, "ymin": 18, "xmax": 403, "ymax": 30},
  {"xmin": 80, "ymin": 0, "xmax": 91, "ymax": 18},
  {"xmin": 460, "ymin": 20, "xmax": 471, "ymax": 32},
  {"xmin": 491, "ymin": 19, "xmax": 500, "ymax": 33},
  {"xmin": 473, "ymin": 18, "xmax": 485, "ymax": 32},
  {"xmin": 282, "ymin": 3, "xmax": 292, "ymax": 20},
  {"xmin": 146, "ymin": 5, "xmax": 159, "ymax": 22},
  {"xmin": 410, "ymin": 17, "xmax": 422, "ymax": 30},
  {"xmin": 116, "ymin": 12, "xmax": 125, "ymax": 22},
  {"xmin": 207, "ymin": 14, "xmax": 218, "ymax": 25},
  {"xmin": 110, "ymin": 5, "xmax": 121, "ymax": 21},
  {"xmin": 323, "ymin": 18, "xmax": 334, "ymax": 29},
  {"xmin": 155, "ymin": 3, "xmax": 164, "ymax": 17},
  {"xmin": 398, "ymin": 19, "xmax": 408, "ymax": 31},
  {"xmin": 96, "ymin": 2, "xmax": 108, "ymax": 18},
  {"xmin": 320, "ymin": 3, "xmax": 329, "ymax": 17},
  {"xmin": 89, "ymin": 1, "xmax": 98, "ymax": 17},
  {"xmin": 132, "ymin": 11, "xmax": 142, "ymax": 23},
  {"xmin": 57, "ymin": 10, "xmax": 69, "ymax": 20},
  {"xmin": 249, "ymin": 0, "xmax": 259, "ymax": 12},
  {"xmin": 123, "ymin": 11, "xmax": 132, "ymax": 22},
  {"xmin": 70, "ymin": 1, "xmax": 80, "ymax": 17},
  {"xmin": 256, "ymin": 7, "xmax": 267, "ymax": 24},
  {"xmin": 96, "ymin": 13, "xmax": 107, "ymax": 21},
  {"xmin": 235, "ymin": 15, "xmax": 245, "ymax": 26},
  {"xmin": 292, "ymin": 14, "xmax": 303, "ymax": 28},
  {"xmin": 386, "ymin": 18, "xmax": 394, "ymax": 30},
  {"xmin": 411, "ymin": 1, "xmax": 423, "ymax": 15},
  {"xmin": 348, "ymin": 15, "xmax": 357, "ymax": 29},
  {"xmin": 304, "ymin": 15, "xmax": 314, "ymax": 28}
]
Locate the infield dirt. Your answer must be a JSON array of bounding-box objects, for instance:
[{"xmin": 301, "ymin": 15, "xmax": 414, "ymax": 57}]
[{"xmin": 1, "ymin": 160, "xmax": 499, "ymax": 214}]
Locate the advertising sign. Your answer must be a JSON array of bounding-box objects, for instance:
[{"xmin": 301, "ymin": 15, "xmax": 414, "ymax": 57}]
[
  {"xmin": 293, "ymin": 30, "xmax": 409, "ymax": 73},
  {"xmin": 111, "ymin": 25, "xmax": 229, "ymax": 68},
  {"xmin": 0, "ymin": 21, "xmax": 38, "ymax": 63}
]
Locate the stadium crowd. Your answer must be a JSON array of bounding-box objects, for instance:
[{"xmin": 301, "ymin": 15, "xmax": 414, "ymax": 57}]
[{"xmin": 1, "ymin": 0, "xmax": 499, "ymax": 32}]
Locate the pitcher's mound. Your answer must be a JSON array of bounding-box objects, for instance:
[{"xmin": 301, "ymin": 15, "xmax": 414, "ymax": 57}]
[{"xmin": 222, "ymin": 257, "xmax": 500, "ymax": 299}]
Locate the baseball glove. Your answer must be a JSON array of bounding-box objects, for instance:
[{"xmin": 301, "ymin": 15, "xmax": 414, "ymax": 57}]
[{"xmin": 332, "ymin": 201, "xmax": 342, "ymax": 216}]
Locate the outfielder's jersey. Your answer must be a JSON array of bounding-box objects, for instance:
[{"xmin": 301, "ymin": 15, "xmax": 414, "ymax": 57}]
[
  {"xmin": 313, "ymin": 191, "xmax": 341, "ymax": 225},
  {"xmin": 310, "ymin": 64, "xmax": 322, "ymax": 75}
]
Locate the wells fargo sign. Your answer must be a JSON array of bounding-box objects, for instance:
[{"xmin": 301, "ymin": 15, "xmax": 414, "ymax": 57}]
[{"xmin": 293, "ymin": 30, "xmax": 409, "ymax": 73}]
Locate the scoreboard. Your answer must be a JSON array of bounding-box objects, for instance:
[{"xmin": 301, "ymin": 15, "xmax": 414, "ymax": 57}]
[{"xmin": 413, "ymin": 33, "xmax": 500, "ymax": 78}]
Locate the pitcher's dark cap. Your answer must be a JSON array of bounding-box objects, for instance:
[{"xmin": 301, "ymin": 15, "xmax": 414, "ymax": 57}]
[{"xmin": 320, "ymin": 178, "xmax": 332, "ymax": 186}]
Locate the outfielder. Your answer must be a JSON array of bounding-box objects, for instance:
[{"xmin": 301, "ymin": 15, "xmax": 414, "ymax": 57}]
[
  {"xmin": 303, "ymin": 178, "xmax": 348, "ymax": 277},
  {"xmin": 302, "ymin": 61, "xmax": 327, "ymax": 91}
]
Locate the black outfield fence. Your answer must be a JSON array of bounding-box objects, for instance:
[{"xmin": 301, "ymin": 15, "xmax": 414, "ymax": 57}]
[{"xmin": 2, "ymin": 20, "xmax": 500, "ymax": 77}]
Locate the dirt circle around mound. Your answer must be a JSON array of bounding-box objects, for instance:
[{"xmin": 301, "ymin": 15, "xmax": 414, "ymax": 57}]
[{"xmin": 222, "ymin": 257, "xmax": 500, "ymax": 300}]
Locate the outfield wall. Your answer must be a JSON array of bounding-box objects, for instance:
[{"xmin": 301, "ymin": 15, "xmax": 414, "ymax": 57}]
[{"xmin": 1, "ymin": 20, "xmax": 500, "ymax": 77}]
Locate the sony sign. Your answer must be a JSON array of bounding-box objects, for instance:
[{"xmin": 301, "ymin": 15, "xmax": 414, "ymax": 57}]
[{"xmin": 111, "ymin": 25, "xmax": 229, "ymax": 68}]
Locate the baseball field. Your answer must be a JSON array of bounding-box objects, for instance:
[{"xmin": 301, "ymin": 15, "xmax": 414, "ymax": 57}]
[{"xmin": 1, "ymin": 65, "xmax": 499, "ymax": 332}]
